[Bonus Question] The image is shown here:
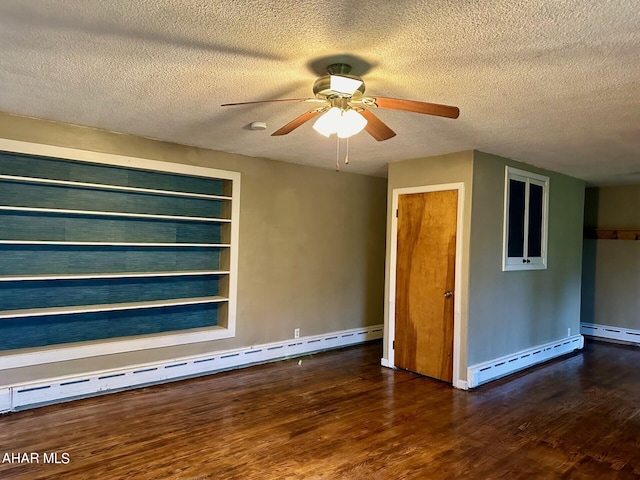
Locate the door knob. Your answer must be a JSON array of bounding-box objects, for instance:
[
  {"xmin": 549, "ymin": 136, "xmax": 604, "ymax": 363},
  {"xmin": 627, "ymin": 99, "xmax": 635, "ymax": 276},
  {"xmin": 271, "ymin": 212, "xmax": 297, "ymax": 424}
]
[{"xmin": 444, "ymin": 291, "xmax": 453, "ymax": 298}]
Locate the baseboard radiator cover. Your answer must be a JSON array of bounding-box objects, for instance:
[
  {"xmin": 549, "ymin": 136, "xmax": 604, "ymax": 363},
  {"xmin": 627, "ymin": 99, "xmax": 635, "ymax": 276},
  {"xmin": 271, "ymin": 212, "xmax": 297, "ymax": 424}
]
[
  {"xmin": 467, "ymin": 334, "xmax": 584, "ymax": 389},
  {"xmin": 0, "ymin": 324, "xmax": 383, "ymax": 413},
  {"xmin": 0, "ymin": 388, "xmax": 10, "ymax": 413},
  {"xmin": 581, "ymin": 322, "xmax": 640, "ymax": 346}
]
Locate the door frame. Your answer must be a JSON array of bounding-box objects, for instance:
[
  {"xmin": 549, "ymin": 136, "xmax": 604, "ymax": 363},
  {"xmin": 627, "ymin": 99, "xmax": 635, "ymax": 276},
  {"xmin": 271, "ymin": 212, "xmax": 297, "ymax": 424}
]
[{"xmin": 386, "ymin": 182, "xmax": 465, "ymax": 389}]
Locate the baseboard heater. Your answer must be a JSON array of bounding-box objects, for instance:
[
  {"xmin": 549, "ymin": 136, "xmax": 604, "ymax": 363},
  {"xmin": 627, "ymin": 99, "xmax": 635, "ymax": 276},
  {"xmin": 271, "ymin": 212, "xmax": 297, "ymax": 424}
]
[
  {"xmin": 580, "ymin": 322, "xmax": 640, "ymax": 345},
  {"xmin": 0, "ymin": 325, "xmax": 383, "ymax": 413},
  {"xmin": 467, "ymin": 334, "xmax": 584, "ymax": 388}
]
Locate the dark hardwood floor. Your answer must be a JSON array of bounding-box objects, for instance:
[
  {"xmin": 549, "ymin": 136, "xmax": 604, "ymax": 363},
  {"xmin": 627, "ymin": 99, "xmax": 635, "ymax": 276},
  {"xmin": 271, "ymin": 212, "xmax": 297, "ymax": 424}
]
[{"xmin": 0, "ymin": 339, "xmax": 639, "ymax": 479}]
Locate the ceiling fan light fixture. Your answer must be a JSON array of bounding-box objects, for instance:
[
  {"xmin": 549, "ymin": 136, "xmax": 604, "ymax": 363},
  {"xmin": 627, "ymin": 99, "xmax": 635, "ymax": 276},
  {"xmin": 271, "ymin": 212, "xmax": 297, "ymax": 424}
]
[
  {"xmin": 337, "ymin": 109, "xmax": 367, "ymax": 138},
  {"xmin": 313, "ymin": 107, "xmax": 368, "ymax": 139},
  {"xmin": 312, "ymin": 107, "xmax": 341, "ymax": 137},
  {"xmin": 329, "ymin": 75, "xmax": 363, "ymax": 95}
]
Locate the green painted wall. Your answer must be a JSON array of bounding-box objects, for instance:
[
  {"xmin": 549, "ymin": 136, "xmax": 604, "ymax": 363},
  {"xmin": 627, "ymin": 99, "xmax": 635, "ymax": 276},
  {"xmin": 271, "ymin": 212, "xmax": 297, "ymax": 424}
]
[
  {"xmin": 468, "ymin": 151, "xmax": 585, "ymax": 364},
  {"xmin": 582, "ymin": 185, "xmax": 640, "ymax": 330},
  {"xmin": 384, "ymin": 150, "xmax": 474, "ymax": 375},
  {"xmin": 384, "ymin": 149, "xmax": 584, "ymax": 380},
  {"xmin": 0, "ymin": 112, "xmax": 387, "ymax": 380}
]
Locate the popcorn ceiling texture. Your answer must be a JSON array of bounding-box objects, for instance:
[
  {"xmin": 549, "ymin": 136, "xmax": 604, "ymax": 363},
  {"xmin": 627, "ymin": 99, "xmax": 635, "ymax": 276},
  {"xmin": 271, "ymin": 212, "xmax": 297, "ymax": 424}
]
[{"xmin": 0, "ymin": 0, "xmax": 638, "ymax": 182}]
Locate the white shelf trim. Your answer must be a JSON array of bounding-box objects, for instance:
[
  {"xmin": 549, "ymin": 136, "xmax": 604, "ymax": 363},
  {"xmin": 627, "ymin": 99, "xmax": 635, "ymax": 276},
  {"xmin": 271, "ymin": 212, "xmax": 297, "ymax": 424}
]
[
  {"xmin": 0, "ymin": 296, "xmax": 227, "ymax": 320},
  {"xmin": 0, "ymin": 240, "xmax": 230, "ymax": 248},
  {"xmin": 0, "ymin": 173, "xmax": 232, "ymax": 200},
  {"xmin": 0, "ymin": 270, "xmax": 230, "ymax": 282},
  {"xmin": 0, "ymin": 205, "xmax": 231, "ymax": 223}
]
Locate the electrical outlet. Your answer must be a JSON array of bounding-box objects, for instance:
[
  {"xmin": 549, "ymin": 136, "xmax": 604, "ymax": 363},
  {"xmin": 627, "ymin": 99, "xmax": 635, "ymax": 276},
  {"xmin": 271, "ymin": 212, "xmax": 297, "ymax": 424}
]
[{"xmin": 294, "ymin": 328, "xmax": 300, "ymax": 339}]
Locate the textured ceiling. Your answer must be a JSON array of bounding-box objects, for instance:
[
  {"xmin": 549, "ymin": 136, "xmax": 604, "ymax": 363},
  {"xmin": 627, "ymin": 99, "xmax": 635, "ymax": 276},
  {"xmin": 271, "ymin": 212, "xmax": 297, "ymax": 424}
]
[{"xmin": 0, "ymin": 1, "xmax": 638, "ymax": 183}]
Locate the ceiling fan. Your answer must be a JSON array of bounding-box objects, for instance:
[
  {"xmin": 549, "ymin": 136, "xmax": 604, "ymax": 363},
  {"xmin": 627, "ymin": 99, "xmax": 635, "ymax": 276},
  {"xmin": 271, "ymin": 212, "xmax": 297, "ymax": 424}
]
[{"xmin": 221, "ymin": 63, "xmax": 460, "ymax": 141}]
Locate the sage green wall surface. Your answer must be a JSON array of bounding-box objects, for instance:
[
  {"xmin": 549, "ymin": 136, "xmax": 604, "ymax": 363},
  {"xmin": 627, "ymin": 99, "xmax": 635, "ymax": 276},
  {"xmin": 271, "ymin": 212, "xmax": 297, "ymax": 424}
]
[
  {"xmin": 468, "ymin": 151, "xmax": 585, "ymax": 365},
  {"xmin": 384, "ymin": 150, "xmax": 474, "ymax": 376},
  {"xmin": 582, "ymin": 185, "xmax": 640, "ymax": 330},
  {"xmin": 384, "ymin": 150, "xmax": 585, "ymax": 379},
  {"xmin": 0, "ymin": 113, "xmax": 387, "ymax": 382}
]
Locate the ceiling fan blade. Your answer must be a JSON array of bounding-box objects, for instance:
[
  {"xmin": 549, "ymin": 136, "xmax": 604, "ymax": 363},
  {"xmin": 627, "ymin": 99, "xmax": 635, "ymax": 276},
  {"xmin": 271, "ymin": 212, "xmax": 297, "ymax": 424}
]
[
  {"xmin": 271, "ymin": 109, "xmax": 325, "ymax": 136},
  {"xmin": 370, "ymin": 97, "xmax": 460, "ymax": 119},
  {"xmin": 221, "ymin": 98, "xmax": 316, "ymax": 107},
  {"xmin": 359, "ymin": 109, "xmax": 396, "ymax": 141}
]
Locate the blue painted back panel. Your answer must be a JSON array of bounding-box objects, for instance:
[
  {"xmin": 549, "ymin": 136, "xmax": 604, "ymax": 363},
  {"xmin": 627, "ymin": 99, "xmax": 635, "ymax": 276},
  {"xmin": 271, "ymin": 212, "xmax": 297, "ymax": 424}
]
[
  {"xmin": 0, "ymin": 245, "xmax": 221, "ymax": 276},
  {"xmin": 0, "ymin": 180, "xmax": 225, "ymax": 218},
  {"xmin": 0, "ymin": 276, "xmax": 220, "ymax": 310},
  {"xmin": 0, "ymin": 303, "xmax": 219, "ymax": 350},
  {"xmin": 0, "ymin": 212, "xmax": 222, "ymax": 243}
]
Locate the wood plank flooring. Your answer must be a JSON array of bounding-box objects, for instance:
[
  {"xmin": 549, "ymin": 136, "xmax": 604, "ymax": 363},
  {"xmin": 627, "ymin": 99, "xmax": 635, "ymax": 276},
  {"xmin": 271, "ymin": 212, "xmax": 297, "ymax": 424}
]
[{"xmin": 0, "ymin": 339, "xmax": 639, "ymax": 479}]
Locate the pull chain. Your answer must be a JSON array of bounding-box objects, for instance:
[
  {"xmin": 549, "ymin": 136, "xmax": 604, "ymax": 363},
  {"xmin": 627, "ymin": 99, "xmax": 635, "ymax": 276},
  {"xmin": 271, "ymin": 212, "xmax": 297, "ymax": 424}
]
[
  {"xmin": 345, "ymin": 137, "xmax": 349, "ymax": 164},
  {"xmin": 335, "ymin": 136, "xmax": 353, "ymax": 171}
]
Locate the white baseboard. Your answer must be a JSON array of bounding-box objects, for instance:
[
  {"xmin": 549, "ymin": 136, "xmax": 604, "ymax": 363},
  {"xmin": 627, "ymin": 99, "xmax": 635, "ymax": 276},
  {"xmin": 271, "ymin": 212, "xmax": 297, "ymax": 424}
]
[
  {"xmin": 379, "ymin": 358, "xmax": 469, "ymax": 390},
  {"xmin": 454, "ymin": 380, "xmax": 468, "ymax": 390},
  {"xmin": 467, "ymin": 335, "xmax": 584, "ymax": 388},
  {"xmin": 0, "ymin": 324, "xmax": 383, "ymax": 413},
  {"xmin": 581, "ymin": 322, "xmax": 640, "ymax": 345},
  {"xmin": 0, "ymin": 388, "xmax": 10, "ymax": 413}
]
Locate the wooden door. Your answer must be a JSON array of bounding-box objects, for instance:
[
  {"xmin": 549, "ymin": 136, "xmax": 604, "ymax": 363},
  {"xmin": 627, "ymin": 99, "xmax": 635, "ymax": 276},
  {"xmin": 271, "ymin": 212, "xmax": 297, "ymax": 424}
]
[{"xmin": 395, "ymin": 190, "xmax": 458, "ymax": 382}]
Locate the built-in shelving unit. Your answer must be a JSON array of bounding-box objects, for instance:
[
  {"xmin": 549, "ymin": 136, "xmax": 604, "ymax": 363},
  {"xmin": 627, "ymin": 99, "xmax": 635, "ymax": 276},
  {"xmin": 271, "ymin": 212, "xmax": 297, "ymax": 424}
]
[{"xmin": 0, "ymin": 147, "xmax": 240, "ymax": 366}]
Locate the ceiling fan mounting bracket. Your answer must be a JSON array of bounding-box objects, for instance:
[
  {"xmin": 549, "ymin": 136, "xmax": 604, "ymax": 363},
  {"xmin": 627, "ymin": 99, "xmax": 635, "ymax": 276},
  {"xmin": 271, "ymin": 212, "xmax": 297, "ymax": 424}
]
[{"xmin": 326, "ymin": 63, "xmax": 352, "ymax": 75}]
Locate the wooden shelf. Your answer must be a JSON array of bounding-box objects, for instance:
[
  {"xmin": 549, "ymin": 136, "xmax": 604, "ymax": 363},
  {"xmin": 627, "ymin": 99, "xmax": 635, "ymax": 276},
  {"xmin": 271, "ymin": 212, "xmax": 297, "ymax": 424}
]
[
  {"xmin": 0, "ymin": 205, "xmax": 231, "ymax": 223},
  {"xmin": 0, "ymin": 240, "xmax": 230, "ymax": 248},
  {"xmin": 0, "ymin": 174, "xmax": 231, "ymax": 201},
  {"xmin": 585, "ymin": 228, "xmax": 640, "ymax": 240},
  {"xmin": 0, "ymin": 270, "xmax": 230, "ymax": 282},
  {"xmin": 0, "ymin": 296, "xmax": 228, "ymax": 320}
]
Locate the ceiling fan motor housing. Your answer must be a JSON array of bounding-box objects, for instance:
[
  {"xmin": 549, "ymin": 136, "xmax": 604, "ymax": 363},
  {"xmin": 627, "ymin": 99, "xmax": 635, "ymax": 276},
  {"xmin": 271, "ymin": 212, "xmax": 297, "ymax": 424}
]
[{"xmin": 313, "ymin": 63, "xmax": 366, "ymax": 98}]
